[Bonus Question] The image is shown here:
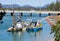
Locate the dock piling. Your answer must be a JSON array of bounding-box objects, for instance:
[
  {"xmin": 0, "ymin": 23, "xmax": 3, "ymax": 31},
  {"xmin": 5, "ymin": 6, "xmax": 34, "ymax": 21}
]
[
  {"xmin": 48, "ymin": 13, "xmax": 51, "ymax": 16},
  {"xmin": 39, "ymin": 13, "xmax": 41, "ymax": 17},
  {"xmin": 30, "ymin": 13, "xmax": 32, "ymax": 17},
  {"xmin": 11, "ymin": 12, "xmax": 13, "ymax": 16},
  {"xmin": 57, "ymin": 13, "xmax": 60, "ymax": 15},
  {"xmin": 21, "ymin": 13, "xmax": 23, "ymax": 16}
]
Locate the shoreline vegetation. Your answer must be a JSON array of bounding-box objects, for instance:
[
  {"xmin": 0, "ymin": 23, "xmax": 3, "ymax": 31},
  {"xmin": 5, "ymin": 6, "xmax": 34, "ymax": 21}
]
[{"xmin": 46, "ymin": 16, "xmax": 60, "ymax": 41}]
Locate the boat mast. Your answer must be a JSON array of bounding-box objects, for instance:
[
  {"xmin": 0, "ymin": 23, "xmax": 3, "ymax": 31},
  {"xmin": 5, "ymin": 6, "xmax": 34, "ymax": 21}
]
[
  {"xmin": 12, "ymin": 10, "xmax": 15, "ymax": 27},
  {"xmin": 12, "ymin": 1, "xmax": 16, "ymax": 27}
]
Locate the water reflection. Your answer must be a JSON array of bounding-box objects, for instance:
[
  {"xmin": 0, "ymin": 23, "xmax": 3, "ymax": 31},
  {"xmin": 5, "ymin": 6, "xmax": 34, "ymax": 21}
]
[{"xmin": 12, "ymin": 30, "xmax": 42, "ymax": 41}]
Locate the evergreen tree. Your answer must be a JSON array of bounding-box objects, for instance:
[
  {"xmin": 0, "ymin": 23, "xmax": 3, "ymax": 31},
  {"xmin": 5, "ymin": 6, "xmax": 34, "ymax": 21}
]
[{"xmin": 0, "ymin": 3, "xmax": 1, "ymax": 8}]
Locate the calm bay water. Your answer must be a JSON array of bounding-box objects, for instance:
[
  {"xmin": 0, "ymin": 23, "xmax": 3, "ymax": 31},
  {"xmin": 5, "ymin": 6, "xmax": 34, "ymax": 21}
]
[{"xmin": 0, "ymin": 13, "xmax": 54, "ymax": 41}]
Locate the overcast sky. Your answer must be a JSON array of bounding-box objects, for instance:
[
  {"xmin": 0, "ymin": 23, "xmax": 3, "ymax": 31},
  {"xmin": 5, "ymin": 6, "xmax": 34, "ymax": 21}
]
[{"xmin": 0, "ymin": 0, "xmax": 56, "ymax": 7}]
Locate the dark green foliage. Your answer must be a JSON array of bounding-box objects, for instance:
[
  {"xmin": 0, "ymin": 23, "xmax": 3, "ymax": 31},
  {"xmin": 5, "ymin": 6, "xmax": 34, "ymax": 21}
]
[
  {"xmin": 0, "ymin": 11, "xmax": 6, "ymax": 21},
  {"xmin": 47, "ymin": 1, "xmax": 60, "ymax": 11},
  {"xmin": 51, "ymin": 21, "xmax": 60, "ymax": 41},
  {"xmin": 0, "ymin": 3, "xmax": 1, "ymax": 8}
]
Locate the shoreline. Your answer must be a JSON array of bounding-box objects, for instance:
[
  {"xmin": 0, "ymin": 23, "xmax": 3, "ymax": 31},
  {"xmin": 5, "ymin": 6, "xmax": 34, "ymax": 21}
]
[
  {"xmin": 0, "ymin": 10, "xmax": 60, "ymax": 14},
  {"xmin": 46, "ymin": 15, "xmax": 60, "ymax": 26},
  {"xmin": 48, "ymin": 15, "xmax": 60, "ymax": 22}
]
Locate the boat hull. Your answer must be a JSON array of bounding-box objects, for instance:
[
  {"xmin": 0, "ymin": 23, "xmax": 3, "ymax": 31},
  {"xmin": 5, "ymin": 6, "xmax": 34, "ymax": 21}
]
[
  {"xmin": 26, "ymin": 27, "xmax": 42, "ymax": 32},
  {"xmin": 7, "ymin": 27, "xmax": 26, "ymax": 32}
]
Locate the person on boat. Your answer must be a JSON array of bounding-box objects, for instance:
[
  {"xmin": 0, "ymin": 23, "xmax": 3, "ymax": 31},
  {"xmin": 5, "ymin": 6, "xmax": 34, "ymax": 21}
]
[
  {"xmin": 29, "ymin": 22, "xmax": 37, "ymax": 28},
  {"xmin": 12, "ymin": 26, "xmax": 14, "ymax": 30},
  {"xmin": 36, "ymin": 20, "xmax": 41, "ymax": 27},
  {"xmin": 34, "ymin": 22, "xmax": 37, "ymax": 27},
  {"xmin": 12, "ymin": 26, "xmax": 16, "ymax": 31}
]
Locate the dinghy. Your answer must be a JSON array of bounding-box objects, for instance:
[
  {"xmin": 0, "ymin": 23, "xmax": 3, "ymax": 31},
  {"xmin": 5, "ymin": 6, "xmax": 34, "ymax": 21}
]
[{"xmin": 26, "ymin": 20, "xmax": 43, "ymax": 32}]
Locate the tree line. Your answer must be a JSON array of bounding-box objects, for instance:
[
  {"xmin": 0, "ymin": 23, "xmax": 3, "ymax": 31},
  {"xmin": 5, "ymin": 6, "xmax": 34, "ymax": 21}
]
[{"xmin": 47, "ymin": 1, "xmax": 60, "ymax": 11}]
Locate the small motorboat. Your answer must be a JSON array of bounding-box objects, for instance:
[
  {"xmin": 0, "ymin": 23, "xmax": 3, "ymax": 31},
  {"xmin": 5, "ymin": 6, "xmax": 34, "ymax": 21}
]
[
  {"xmin": 7, "ymin": 21, "xmax": 27, "ymax": 32},
  {"xmin": 26, "ymin": 20, "xmax": 43, "ymax": 32},
  {"xmin": 26, "ymin": 27, "xmax": 42, "ymax": 32}
]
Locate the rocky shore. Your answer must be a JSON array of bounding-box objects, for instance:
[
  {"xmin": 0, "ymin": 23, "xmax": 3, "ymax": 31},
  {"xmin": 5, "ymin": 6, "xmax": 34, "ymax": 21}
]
[{"xmin": 46, "ymin": 15, "xmax": 60, "ymax": 26}]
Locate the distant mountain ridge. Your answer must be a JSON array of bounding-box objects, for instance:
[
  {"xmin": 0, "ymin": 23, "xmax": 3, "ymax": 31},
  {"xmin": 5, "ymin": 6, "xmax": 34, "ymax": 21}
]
[
  {"xmin": 2, "ymin": 4, "xmax": 43, "ymax": 8},
  {"xmin": 2, "ymin": 4, "xmax": 20, "ymax": 8},
  {"xmin": 1, "ymin": 4, "xmax": 48, "ymax": 10}
]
